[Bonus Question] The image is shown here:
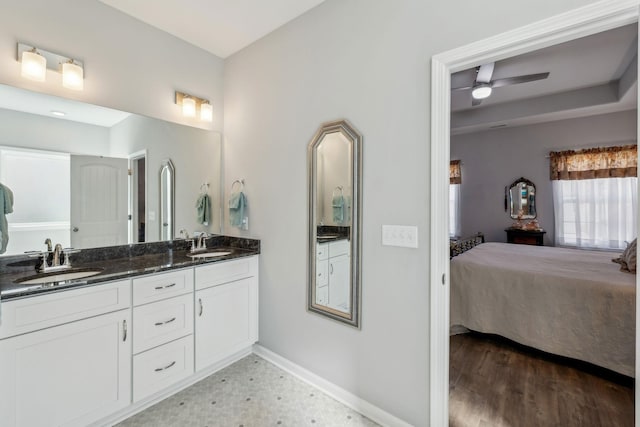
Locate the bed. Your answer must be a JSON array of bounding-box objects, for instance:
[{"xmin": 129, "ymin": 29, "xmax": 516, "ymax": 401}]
[{"xmin": 450, "ymin": 242, "xmax": 636, "ymax": 377}]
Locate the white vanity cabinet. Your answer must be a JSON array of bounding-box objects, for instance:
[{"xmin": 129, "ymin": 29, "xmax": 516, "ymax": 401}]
[
  {"xmin": 316, "ymin": 239, "xmax": 350, "ymax": 311},
  {"xmin": 194, "ymin": 256, "xmax": 259, "ymax": 371},
  {"xmin": 131, "ymin": 268, "xmax": 194, "ymax": 402},
  {"xmin": 0, "ymin": 280, "xmax": 132, "ymax": 427}
]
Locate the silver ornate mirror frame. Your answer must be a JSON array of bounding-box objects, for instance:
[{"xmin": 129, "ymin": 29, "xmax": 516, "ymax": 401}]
[
  {"xmin": 307, "ymin": 119, "xmax": 362, "ymax": 328},
  {"xmin": 159, "ymin": 159, "xmax": 175, "ymax": 240}
]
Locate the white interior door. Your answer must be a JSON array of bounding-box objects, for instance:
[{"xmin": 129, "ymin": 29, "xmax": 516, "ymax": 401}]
[{"xmin": 71, "ymin": 155, "xmax": 128, "ymax": 249}]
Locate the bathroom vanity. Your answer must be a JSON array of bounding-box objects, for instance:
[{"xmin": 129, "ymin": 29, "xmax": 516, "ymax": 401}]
[{"xmin": 0, "ymin": 236, "xmax": 259, "ymax": 427}]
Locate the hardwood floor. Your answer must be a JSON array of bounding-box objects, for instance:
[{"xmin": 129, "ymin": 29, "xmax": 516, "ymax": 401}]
[{"xmin": 449, "ymin": 332, "xmax": 634, "ymax": 427}]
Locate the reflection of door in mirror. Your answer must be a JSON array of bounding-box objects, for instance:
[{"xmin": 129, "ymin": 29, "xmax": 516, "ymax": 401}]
[
  {"xmin": 316, "ymin": 134, "xmax": 352, "ymax": 226},
  {"xmin": 129, "ymin": 152, "xmax": 147, "ymax": 243},
  {"xmin": 70, "ymin": 155, "xmax": 128, "ymax": 249}
]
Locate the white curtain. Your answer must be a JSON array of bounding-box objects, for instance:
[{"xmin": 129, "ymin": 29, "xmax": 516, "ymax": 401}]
[
  {"xmin": 449, "ymin": 184, "xmax": 461, "ymax": 238},
  {"xmin": 553, "ymin": 177, "xmax": 637, "ymax": 250}
]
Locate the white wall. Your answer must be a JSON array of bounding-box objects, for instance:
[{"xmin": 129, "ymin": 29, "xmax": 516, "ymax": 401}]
[
  {"xmin": 451, "ymin": 110, "xmax": 637, "ymax": 245},
  {"xmin": 110, "ymin": 115, "xmax": 222, "ymax": 239},
  {"xmin": 0, "ymin": 0, "xmax": 224, "ymax": 132},
  {"xmin": 223, "ymin": 0, "xmax": 601, "ymax": 424}
]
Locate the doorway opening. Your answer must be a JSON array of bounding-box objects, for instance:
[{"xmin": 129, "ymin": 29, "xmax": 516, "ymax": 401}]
[
  {"xmin": 429, "ymin": 2, "xmax": 639, "ymax": 426},
  {"xmin": 128, "ymin": 151, "xmax": 147, "ymax": 244}
]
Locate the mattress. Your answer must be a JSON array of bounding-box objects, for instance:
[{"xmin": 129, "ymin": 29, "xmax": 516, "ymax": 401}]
[{"xmin": 450, "ymin": 242, "xmax": 636, "ymax": 377}]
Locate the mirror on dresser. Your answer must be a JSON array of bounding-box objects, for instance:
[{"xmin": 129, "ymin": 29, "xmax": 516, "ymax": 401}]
[
  {"xmin": 307, "ymin": 119, "xmax": 362, "ymax": 328},
  {"xmin": 509, "ymin": 177, "xmax": 537, "ymax": 219},
  {"xmin": 0, "ymin": 84, "xmax": 222, "ymax": 256}
]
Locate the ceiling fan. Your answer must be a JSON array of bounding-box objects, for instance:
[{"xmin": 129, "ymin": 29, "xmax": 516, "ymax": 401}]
[{"xmin": 452, "ymin": 62, "xmax": 550, "ymax": 106}]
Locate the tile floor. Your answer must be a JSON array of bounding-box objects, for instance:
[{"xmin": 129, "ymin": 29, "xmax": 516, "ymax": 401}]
[{"xmin": 117, "ymin": 354, "xmax": 379, "ymax": 427}]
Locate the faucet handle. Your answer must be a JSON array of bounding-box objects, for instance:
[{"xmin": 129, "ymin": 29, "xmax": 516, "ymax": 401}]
[{"xmin": 44, "ymin": 238, "xmax": 52, "ymax": 252}]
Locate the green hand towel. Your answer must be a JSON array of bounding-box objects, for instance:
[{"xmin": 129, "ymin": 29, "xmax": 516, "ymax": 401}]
[
  {"xmin": 229, "ymin": 191, "xmax": 246, "ymax": 228},
  {"xmin": 196, "ymin": 194, "xmax": 211, "ymax": 225},
  {"xmin": 0, "ymin": 183, "xmax": 14, "ymax": 254},
  {"xmin": 332, "ymin": 195, "xmax": 344, "ymax": 223}
]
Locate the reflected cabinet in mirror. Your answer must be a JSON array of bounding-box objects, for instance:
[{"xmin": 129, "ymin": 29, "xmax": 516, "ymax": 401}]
[
  {"xmin": 308, "ymin": 119, "xmax": 362, "ymax": 328},
  {"xmin": 509, "ymin": 177, "xmax": 536, "ymax": 219},
  {"xmin": 0, "ymin": 84, "xmax": 222, "ymax": 256}
]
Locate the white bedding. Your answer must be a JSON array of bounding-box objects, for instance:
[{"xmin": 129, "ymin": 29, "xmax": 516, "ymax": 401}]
[{"xmin": 450, "ymin": 242, "xmax": 636, "ymax": 377}]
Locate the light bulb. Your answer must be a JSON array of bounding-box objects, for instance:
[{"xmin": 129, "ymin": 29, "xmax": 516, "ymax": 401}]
[
  {"xmin": 200, "ymin": 102, "xmax": 213, "ymax": 122},
  {"xmin": 62, "ymin": 61, "xmax": 84, "ymax": 91},
  {"xmin": 471, "ymin": 84, "xmax": 492, "ymax": 100},
  {"xmin": 21, "ymin": 49, "xmax": 46, "ymax": 82}
]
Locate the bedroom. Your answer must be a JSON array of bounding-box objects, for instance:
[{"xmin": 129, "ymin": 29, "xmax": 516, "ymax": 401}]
[{"xmin": 448, "ymin": 23, "xmax": 637, "ymax": 426}]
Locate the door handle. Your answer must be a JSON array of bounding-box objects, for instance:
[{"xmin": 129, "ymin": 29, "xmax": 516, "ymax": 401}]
[
  {"xmin": 199, "ymin": 298, "xmax": 203, "ymax": 317},
  {"xmin": 72, "ymin": 227, "xmax": 79, "ymax": 232},
  {"xmin": 123, "ymin": 319, "xmax": 127, "ymax": 342}
]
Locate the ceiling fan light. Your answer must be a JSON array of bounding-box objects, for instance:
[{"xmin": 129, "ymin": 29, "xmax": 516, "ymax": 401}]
[{"xmin": 471, "ymin": 84, "xmax": 492, "ymax": 100}]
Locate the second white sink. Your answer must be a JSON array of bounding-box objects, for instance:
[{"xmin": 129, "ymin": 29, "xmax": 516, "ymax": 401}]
[
  {"xmin": 15, "ymin": 268, "xmax": 105, "ymax": 285},
  {"xmin": 187, "ymin": 251, "xmax": 232, "ymax": 259}
]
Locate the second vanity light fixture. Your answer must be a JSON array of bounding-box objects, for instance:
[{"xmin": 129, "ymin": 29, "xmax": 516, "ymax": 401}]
[
  {"xmin": 175, "ymin": 91, "xmax": 213, "ymax": 122},
  {"xmin": 18, "ymin": 43, "xmax": 84, "ymax": 91}
]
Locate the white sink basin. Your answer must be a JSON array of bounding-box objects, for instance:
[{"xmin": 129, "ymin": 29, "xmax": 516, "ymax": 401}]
[
  {"xmin": 187, "ymin": 251, "xmax": 233, "ymax": 259},
  {"xmin": 16, "ymin": 268, "xmax": 104, "ymax": 285}
]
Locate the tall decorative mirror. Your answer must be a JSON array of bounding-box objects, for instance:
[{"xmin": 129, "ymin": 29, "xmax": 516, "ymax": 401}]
[
  {"xmin": 509, "ymin": 177, "xmax": 537, "ymax": 219},
  {"xmin": 308, "ymin": 119, "xmax": 362, "ymax": 328},
  {"xmin": 159, "ymin": 159, "xmax": 175, "ymax": 240}
]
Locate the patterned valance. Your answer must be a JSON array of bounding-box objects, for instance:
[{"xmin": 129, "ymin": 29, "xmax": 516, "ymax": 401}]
[
  {"xmin": 549, "ymin": 145, "xmax": 637, "ymax": 181},
  {"xmin": 450, "ymin": 160, "xmax": 461, "ymax": 184}
]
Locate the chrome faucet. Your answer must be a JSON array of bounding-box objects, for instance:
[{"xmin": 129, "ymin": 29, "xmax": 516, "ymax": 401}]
[
  {"xmin": 196, "ymin": 233, "xmax": 209, "ymax": 251},
  {"xmin": 52, "ymin": 243, "xmax": 63, "ymax": 267}
]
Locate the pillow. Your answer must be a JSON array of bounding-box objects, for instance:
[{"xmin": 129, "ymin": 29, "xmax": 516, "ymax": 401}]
[{"xmin": 612, "ymin": 238, "xmax": 637, "ymax": 273}]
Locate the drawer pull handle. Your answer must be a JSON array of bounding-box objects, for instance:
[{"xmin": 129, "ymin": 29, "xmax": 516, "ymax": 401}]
[
  {"xmin": 154, "ymin": 317, "xmax": 177, "ymax": 326},
  {"xmin": 154, "ymin": 361, "xmax": 176, "ymax": 372},
  {"xmin": 123, "ymin": 319, "xmax": 127, "ymax": 342},
  {"xmin": 155, "ymin": 283, "xmax": 177, "ymax": 290},
  {"xmin": 199, "ymin": 298, "xmax": 203, "ymax": 317}
]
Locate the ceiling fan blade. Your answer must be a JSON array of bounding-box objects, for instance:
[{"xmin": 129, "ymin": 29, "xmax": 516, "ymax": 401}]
[
  {"xmin": 451, "ymin": 85, "xmax": 474, "ymax": 91},
  {"xmin": 472, "ymin": 97, "xmax": 482, "ymax": 107},
  {"xmin": 491, "ymin": 72, "xmax": 550, "ymax": 88},
  {"xmin": 476, "ymin": 63, "xmax": 495, "ymax": 83}
]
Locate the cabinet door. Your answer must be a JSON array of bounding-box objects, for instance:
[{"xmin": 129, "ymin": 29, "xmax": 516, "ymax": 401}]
[
  {"xmin": 195, "ymin": 277, "xmax": 257, "ymax": 371},
  {"xmin": 328, "ymin": 254, "xmax": 350, "ymax": 312},
  {"xmin": 0, "ymin": 309, "xmax": 131, "ymax": 427}
]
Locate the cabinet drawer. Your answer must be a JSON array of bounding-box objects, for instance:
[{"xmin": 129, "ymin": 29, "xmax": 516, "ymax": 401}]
[
  {"xmin": 133, "ymin": 293, "xmax": 194, "ymax": 354},
  {"xmin": 132, "ymin": 268, "xmax": 193, "ymax": 306},
  {"xmin": 316, "ymin": 260, "xmax": 328, "ymax": 287},
  {"xmin": 316, "ymin": 286, "xmax": 328, "ymax": 305},
  {"xmin": 195, "ymin": 256, "xmax": 258, "ymax": 290},
  {"xmin": 0, "ymin": 279, "xmax": 131, "ymax": 340},
  {"xmin": 133, "ymin": 335, "xmax": 194, "ymax": 402},
  {"xmin": 316, "ymin": 243, "xmax": 328, "ymax": 260}
]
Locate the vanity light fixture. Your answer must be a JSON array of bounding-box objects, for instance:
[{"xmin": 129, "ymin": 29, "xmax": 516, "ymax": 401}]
[
  {"xmin": 17, "ymin": 43, "xmax": 84, "ymax": 91},
  {"xmin": 175, "ymin": 91, "xmax": 212, "ymax": 122},
  {"xmin": 20, "ymin": 47, "xmax": 47, "ymax": 82}
]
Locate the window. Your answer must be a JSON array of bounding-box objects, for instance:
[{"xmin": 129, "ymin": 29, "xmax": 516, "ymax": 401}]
[
  {"xmin": 551, "ymin": 145, "xmax": 637, "ymax": 250},
  {"xmin": 449, "ymin": 160, "xmax": 461, "ymax": 238}
]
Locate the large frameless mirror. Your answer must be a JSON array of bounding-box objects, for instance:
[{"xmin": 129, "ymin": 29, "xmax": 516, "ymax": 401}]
[
  {"xmin": 159, "ymin": 159, "xmax": 175, "ymax": 240},
  {"xmin": 308, "ymin": 119, "xmax": 362, "ymax": 328}
]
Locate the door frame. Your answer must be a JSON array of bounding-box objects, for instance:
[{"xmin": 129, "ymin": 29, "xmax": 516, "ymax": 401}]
[{"xmin": 429, "ymin": 1, "xmax": 640, "ymax": 425}]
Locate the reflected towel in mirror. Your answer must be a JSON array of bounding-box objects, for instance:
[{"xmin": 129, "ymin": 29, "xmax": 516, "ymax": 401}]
[
  {"xmin": 332, "ymin": 195, "xmax": 345, "ymax": 223},
  {"xmin": 196, "ymin": 193, "xmax": 211, "ymax": 226},
  {"xmin": 229, "ymin": 191, "xmax": 246, "ymax": 228},
  {"xmin": 0, "ymin": 182, "xmax": 14, "ymax": 254}
]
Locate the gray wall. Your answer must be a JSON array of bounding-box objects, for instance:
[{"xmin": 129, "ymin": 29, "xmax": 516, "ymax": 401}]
[
  {"xmin": 451, "ymin": 110, "xmax": 637, "ymax": 245},
  {"xmin": 110, "ymin": 115, "xmax": 223, "ymax": 239},
  {"xmin": 222, "ymin": 0, "xmax": 601, "ymax": 425}
]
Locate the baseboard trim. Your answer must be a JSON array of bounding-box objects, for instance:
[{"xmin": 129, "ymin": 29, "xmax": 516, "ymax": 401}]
[{"xmin": 253, "ymin": 344, "xmax": 412, "ymax": 427}]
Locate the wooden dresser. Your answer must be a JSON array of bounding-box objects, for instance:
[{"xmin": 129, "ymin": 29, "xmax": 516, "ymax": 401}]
[{"xmin": 505, "ymin": 228, "xmax": 546, "ymax": 246}]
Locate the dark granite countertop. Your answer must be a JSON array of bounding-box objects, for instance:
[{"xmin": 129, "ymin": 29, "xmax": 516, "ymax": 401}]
[{"xmin": 0, "ymin": 235, "xmax": 260, "ymax": 300}]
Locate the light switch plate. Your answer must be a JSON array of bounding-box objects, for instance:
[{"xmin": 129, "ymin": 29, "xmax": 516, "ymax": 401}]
[{"xmin": 382, "ymin": 225, "xmax": 418, "ymax": 248}]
